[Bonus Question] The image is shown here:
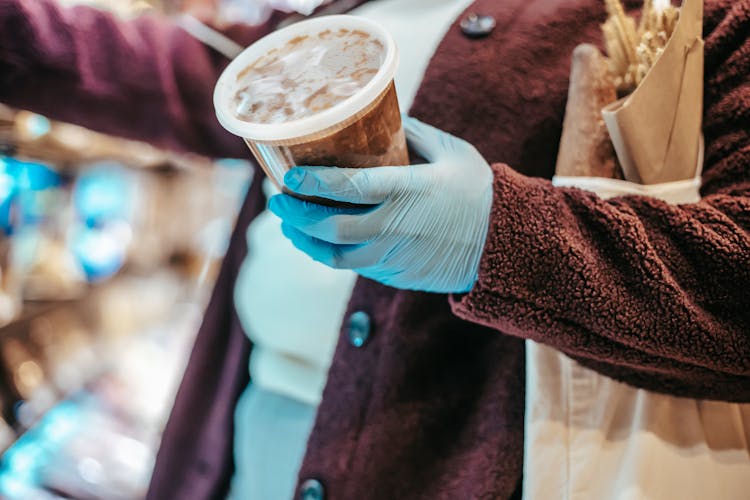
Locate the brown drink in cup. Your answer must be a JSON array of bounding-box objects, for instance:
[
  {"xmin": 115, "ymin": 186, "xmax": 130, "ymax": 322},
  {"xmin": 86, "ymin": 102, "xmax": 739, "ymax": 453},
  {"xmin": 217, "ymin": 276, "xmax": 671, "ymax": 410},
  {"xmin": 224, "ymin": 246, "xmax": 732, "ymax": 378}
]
[{"xmin": 213, "ymin": 16, "xmax": 408, "ymax": 203}]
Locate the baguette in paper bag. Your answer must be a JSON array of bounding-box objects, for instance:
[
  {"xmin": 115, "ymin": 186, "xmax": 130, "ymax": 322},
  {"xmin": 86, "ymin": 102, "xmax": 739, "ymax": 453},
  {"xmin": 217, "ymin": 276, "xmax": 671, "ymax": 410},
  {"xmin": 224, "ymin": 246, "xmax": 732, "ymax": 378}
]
[{"xmin": 555, "ymin": 44, "xmax": 621, "ymax": 178}]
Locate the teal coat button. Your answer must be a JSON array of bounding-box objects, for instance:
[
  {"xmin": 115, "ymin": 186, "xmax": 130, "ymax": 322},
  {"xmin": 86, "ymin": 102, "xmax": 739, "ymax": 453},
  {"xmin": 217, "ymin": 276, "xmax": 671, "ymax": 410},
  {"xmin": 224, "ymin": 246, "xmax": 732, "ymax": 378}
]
[
  {"xmin": 299, "ymin": 478, "xmax": 325, "ymax": 500},
  {"xmin": 348, "ymin": 311, "xmax": 371, "ymax": 348}
]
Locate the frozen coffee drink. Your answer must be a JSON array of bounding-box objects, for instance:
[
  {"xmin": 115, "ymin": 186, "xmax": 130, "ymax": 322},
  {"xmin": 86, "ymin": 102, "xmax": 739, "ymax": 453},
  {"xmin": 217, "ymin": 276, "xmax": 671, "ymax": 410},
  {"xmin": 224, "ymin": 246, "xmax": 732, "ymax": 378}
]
[{"xmin": 214, "ymin": 15, "xmax": 408, "ymax": 198}]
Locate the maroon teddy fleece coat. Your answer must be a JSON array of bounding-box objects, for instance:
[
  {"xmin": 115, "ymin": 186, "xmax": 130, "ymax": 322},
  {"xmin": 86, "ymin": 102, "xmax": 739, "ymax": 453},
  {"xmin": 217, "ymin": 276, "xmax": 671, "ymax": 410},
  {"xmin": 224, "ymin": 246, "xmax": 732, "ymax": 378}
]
[{"xmin": 1, "ymin": 0, "xmax": 749, "ymax": 498}]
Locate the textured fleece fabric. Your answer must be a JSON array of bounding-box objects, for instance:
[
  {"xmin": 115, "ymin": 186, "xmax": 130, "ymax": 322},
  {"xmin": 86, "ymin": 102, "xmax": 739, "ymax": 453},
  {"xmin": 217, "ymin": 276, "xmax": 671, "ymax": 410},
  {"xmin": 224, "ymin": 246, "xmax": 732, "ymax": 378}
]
[
  {"xmin": 451, "ymin": 1, "xmax": 750, "ymax": 401},
  {"xmin": 1, "ymin": 0, "xmax": 748, "ymax": 499}
]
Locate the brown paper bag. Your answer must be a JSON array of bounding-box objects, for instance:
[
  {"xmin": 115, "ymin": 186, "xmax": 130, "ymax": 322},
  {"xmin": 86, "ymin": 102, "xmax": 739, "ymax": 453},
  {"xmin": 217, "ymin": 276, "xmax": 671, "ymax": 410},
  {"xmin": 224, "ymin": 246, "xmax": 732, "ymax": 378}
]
[{"xmin": 601, "ymin": 0, "xmax": 704, "ymax": 184}]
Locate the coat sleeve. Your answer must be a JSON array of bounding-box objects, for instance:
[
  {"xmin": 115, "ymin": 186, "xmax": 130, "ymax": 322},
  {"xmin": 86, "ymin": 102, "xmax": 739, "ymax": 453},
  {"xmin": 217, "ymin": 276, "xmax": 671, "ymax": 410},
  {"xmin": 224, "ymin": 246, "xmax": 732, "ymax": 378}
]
[
  {"xmin": 451, "ymin": 0, "xmax": 750, "ymax": 402},
  {"xmin": 0, "ymin": 0, "xmax": 276, "ymax": 158}
]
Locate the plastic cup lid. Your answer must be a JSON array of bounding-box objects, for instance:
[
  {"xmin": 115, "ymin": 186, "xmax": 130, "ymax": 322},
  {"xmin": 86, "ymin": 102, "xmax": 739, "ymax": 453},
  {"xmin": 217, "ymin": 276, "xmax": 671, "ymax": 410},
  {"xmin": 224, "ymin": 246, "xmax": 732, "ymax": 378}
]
[{"xmin": 213, "ymin": 15, "xmax": 398, "ymax": 142}]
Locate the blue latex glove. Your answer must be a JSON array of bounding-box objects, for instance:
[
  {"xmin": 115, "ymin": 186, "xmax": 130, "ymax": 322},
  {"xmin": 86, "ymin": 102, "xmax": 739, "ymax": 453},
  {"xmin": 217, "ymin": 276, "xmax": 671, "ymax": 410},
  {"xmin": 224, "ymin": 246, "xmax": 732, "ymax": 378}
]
[{"xmin": 268, "ymin": 116, "xmax": 493, "ymax": 293}]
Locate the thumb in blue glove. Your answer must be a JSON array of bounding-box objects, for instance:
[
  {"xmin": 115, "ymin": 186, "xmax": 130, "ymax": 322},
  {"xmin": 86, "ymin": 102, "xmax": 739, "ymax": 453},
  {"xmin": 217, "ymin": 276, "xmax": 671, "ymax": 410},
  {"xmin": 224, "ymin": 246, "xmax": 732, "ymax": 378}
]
[{"xmin": 268, "ymin": 116, "xmax": 493, "ymax": 293}]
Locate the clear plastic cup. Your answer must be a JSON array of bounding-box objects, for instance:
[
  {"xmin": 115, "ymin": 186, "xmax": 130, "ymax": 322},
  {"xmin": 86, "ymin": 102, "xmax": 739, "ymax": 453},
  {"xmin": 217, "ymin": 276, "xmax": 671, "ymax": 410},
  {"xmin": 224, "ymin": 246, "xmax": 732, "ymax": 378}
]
[{"xmin": 213, "ymin": 15, "xmax": 408, "ymax": 200}]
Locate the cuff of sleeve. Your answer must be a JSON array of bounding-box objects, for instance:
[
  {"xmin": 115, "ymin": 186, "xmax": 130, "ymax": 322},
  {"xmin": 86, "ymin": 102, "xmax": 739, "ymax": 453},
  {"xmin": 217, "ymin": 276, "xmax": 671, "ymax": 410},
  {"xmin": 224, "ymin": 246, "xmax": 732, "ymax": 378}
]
[{"xmin": 450, "ymin": 163, "xmax": 575, "ymax": 342}]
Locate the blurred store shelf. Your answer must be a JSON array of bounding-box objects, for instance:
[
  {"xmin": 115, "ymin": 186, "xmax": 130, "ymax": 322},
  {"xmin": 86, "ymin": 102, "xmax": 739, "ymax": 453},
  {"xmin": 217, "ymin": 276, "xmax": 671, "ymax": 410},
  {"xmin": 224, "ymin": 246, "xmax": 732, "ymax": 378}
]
[
  {"xmin": 0, "ymin": 102, "xmax": 252, "ymax": 499},
  {"xmin": 0, "ymin": 0, "xmax": 253, "ymax": 494},
  {"xmin": 0, "ymin": 105, "xmax": 215, "ymax": 173}
]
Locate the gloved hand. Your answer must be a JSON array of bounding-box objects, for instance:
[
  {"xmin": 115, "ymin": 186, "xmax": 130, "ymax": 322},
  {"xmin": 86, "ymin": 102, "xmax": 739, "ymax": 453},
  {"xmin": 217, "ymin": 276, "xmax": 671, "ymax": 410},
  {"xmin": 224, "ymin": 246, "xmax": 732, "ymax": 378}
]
[{"xmin": 268, "ymin": 116, "xmax": 494, "ymax": 293}]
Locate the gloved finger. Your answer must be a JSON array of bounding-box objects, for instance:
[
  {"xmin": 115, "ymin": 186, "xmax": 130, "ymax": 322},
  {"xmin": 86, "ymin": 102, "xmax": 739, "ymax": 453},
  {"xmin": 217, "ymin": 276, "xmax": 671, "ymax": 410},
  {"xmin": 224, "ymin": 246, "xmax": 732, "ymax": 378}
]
[
  {"xmin": 280, "ymin": 223, "xmax": 379, "ymax": 269},
  {"xmin": 268, "ymin": 194, "xmax": 380, "ymax": 244},
  {"xmin": 283, "ymin": 165, "xmax": 407, "ymax": 205},
  {"xmin": 402, "ymin": 116, "xmax": 448, "ymax": 163},
  {"xmin": 403, "ymin": 116, "xmax": 474, "ymax": 161}
]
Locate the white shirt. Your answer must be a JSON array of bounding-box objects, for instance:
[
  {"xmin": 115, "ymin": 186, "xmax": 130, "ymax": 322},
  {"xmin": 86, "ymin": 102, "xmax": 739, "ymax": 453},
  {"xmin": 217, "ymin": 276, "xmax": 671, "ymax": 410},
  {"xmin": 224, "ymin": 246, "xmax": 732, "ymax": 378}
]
[{"xmin": 234, "ymin": 0, "xmax": 475, "ymax": 405}]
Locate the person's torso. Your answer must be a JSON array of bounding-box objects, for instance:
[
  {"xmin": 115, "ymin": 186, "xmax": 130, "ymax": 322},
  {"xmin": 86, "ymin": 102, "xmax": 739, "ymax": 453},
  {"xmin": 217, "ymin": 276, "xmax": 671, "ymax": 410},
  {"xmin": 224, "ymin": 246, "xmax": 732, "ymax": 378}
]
[
  {"xmin": 158, "ymin": 1, "xmax": 750, "ymax": 498},
  {"xmin": 295, "ymin": 1, "xmax": 613, "ymax": 496}
]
